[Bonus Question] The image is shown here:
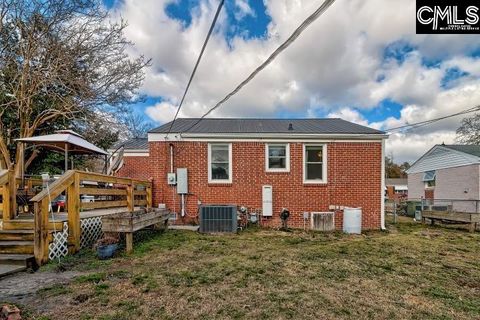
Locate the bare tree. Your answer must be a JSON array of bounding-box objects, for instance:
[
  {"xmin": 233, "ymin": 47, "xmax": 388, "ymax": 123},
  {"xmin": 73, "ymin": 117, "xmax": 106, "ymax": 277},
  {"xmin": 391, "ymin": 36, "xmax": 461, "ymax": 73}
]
[
  {"xmin": 456, "ymin": 113, "xmax": 480, "ymax": 144},
  {"xmin": 121, "ymin": 110, "xmax": 154, "ymax": 139},
  {"xmin": 0, "ymin": 0, "xmax": 150, "ymax": 175}
]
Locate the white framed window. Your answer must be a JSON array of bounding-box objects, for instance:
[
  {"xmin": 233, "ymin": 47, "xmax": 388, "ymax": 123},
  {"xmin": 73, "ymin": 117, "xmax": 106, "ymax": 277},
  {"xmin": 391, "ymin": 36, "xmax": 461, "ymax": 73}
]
[
  {"xmin": 303, "ymin": 144, "xmax": 327, "ymax": 184},
  {"xmin": 265, "ymin": 144, "xmax": 290, "ymax": 172},
  {"xmin": 423, "ymin": 170, "xmax": 436, "ymax": 188},
  {"xmin": 208, "ymin": 143, "xmax": 232, "ymax": 183}
]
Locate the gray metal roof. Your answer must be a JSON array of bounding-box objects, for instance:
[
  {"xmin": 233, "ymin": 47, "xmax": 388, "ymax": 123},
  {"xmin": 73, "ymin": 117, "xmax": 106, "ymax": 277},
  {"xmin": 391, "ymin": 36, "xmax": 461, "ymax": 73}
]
[
  {"xmin": 443, "ymin": 145, "xmax": 480, "ymax": 158},
  {"xmin": 385, "ymin": 178, "xmax": 407, "ymax": 186},
  {"xmin": 113, "ymin": 138, "xmax": 148, "ymax": 150},
  {"xmin": 150, "ymin": 118, "xmax": 385, "ymax": 135}
]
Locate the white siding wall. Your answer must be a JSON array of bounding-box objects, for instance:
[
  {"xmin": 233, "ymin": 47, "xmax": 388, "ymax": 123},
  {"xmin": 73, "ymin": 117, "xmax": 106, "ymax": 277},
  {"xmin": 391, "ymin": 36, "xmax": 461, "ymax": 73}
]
[
  {"xmin": 435, "ymin": 165, "xmax": 479, "ymax": 200},
  {"xmin": 408, "ymin": 164, "xmax": 480, "ymax": 212},
  {"xmin": 408, "ymin": 173, "xmax": 424, "ymax": 200}
]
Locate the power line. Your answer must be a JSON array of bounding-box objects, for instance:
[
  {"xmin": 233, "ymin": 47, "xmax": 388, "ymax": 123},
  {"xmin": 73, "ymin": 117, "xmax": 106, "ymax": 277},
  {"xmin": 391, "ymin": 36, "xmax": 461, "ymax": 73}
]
[
  {"xmin": 181, "ymin": 0, "xmax": 337, "ymax": 133},
  {"xmin": 166, "ymin": 0, "xmax": 225, "ymax": 136},
  {"xmin": 385, "ymin": 105, "xmax": 480, "ymax": 134}
]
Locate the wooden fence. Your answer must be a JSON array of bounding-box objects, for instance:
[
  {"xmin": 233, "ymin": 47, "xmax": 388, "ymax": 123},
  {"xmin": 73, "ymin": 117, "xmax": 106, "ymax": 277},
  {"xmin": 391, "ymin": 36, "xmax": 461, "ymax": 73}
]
[{"xmin": 30, "ymin": 170, "xmax": 152, "ymax": 264}]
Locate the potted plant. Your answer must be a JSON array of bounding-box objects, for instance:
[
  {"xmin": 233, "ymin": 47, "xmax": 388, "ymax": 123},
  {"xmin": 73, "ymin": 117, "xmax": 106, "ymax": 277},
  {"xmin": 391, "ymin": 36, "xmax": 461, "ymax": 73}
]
[{"xmin": 94, "ymin": 236, "xmax": 119, "ymax": 260}]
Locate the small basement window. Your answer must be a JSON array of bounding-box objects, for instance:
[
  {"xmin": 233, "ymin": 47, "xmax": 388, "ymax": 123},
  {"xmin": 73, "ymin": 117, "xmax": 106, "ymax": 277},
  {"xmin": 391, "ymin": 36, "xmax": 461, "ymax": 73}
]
[
  {"xmin": 266, "ymin": 144, "xmax": 290, "ymax": 172},
  {"xmin": 303, "ymin": 145, "xmax": 327, "ymax": 183},
  {"xmin": 208, "ymin": 143, "xmax": 232, "ymax": 183}
]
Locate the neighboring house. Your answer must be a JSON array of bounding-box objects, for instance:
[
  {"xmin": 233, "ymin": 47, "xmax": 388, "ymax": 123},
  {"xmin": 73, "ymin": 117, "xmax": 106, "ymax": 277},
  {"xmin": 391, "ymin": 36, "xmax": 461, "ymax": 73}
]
[
  {"xmin": 110, "ymin": 138, "xmax": 150, "ymax": 180},
  {"xmin": 385, "ymin": 178, "xmax": 408, "ymax": 200},
  {"xmin": 406, "ymin": 144, "xmax": 480, "ymax": 213},
  {"xmin": 115, "ymin": 118, "xmax": 387, "ymax": 230}
]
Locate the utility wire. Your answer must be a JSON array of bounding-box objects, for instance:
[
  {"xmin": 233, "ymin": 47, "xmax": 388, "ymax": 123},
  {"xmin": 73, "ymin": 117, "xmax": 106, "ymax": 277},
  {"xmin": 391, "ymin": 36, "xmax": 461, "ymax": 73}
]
[
  {"xmin": 385, "ymin": 105, "xmax": 480, "ymax": 133},
  {"xmin": 166, "ymin": 0, "xmax": 225, "ymax": 136},
  {"xmin": 182, "ymin": 0, "xmax": 337, "ymax": 133}
]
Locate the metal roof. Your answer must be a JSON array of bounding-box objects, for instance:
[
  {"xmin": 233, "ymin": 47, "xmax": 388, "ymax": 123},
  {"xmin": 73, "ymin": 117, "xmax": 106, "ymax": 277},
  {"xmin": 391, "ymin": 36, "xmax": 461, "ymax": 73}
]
[
  {"xmin": 385, "ymin": 178, "xmax": 407, "ymax": 186},
  {"xmin": 443, "ymin": 145, "xmax": 480, "ymax": 158},
  {"xmin": 150, "ymin": 118, "xmax": 385, "ymax": 135},
  {"xmin": 113, "ymin": 138, "xmax": 148, "ymax": 151},
  {"xmin": 16, "ymin": 131, "xmax": 108, "ymax": 155}
]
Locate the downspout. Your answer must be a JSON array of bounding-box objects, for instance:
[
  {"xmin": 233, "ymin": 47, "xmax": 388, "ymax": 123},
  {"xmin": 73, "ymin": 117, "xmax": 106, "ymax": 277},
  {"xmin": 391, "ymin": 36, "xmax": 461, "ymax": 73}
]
[
  {"xmin": 169, "ymin": 143, "xmax": 177, "ymax": 215},
  {"xmin": 381, "ymin": 138, "xmax": 386, "ymax": 230},
  {"xmin": 169, "ymin": 143, "xmax": 174, "ymax": 173}
]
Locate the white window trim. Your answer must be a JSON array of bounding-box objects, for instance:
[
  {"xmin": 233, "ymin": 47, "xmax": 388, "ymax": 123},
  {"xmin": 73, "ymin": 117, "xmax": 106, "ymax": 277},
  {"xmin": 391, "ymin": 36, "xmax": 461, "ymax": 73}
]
[
  {"xmin": 265, "ymin": 143, "xmax": 290, "ymax": 172},
  {"xmin": 208, "ymin": 143, "xmax": 232, "ymax": 184},
  {"xmin": 303, "ymin": 144, "xmax": 327, "ymax": 184}
]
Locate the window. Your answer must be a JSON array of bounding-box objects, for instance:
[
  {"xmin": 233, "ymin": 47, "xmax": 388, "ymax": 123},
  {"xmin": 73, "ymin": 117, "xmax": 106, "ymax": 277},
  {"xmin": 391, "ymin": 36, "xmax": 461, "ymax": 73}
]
[
  {"xmin": 208, "ymin": 143, "xmax": 232, "ymax": 183},
  {"xmin": 423, "ymin": 170, "xmax": 436, "ymax": 188},
  {"xmin": 266, "ymin": 144, "xmax": 290, "ymax": 172},
  {"xmin": 303, "ymin": 145, "xmax": 327, "ymax": 183}
]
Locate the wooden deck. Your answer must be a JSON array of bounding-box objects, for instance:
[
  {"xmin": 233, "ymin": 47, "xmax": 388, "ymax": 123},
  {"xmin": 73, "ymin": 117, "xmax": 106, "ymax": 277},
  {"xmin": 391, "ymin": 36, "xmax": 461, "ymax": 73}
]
[
  {"xmin": 422, "ymin": 210, "xmax": 480, "ymax": 232},
  {"xmin": 0, "ymin": 170, "xmax": 152, "ymax": 266},
  {"xmin": 102, "ymin": 208, "xmax": 169, "ymax": 253},
  {"xmin": 11, "ymin": 206, "xmax": 144, "ymax": 223}
]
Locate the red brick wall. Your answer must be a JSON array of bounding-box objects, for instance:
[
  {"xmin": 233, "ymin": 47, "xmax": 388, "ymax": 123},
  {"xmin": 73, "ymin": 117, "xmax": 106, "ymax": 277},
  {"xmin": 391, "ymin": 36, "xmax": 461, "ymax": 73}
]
[
  {"xmin": 145, "ymin": 141, "xmax": 382, "ymax": 230},
  {"xmin": 424, "ymin": 189, "xmax": 434, "ymax": 200},
  {"xmin": 117, "ymin": 156, "xmax": 152, "ymax": 180}
]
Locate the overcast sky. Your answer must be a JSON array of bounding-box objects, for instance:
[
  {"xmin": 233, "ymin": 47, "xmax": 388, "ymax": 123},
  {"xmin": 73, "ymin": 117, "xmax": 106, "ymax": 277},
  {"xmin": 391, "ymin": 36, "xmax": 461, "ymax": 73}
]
[{"xmin": 106, "ymin": 0, "xmax": 480, "ymax": 163}]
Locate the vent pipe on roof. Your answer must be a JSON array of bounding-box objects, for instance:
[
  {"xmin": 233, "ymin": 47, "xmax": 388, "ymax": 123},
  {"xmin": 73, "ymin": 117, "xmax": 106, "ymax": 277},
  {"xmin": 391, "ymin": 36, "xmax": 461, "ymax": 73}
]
[{"xmin": 288, "ymin": 123, "xmax": 293, "ymax": 131}]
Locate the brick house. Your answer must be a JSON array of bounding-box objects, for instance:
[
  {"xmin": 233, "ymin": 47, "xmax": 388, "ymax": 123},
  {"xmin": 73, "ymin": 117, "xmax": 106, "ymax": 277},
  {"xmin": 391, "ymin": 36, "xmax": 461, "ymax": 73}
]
[
  {"xmin": 116, "ymin": 118, "xmax": 387, "ymax": 230},
  {"xmin": 111, "ymin": 137, "xmax": 150, "ymax": 180},
  {"xmin": 385, "ymin": 178, "xmax": 408, "ymax": 201}
]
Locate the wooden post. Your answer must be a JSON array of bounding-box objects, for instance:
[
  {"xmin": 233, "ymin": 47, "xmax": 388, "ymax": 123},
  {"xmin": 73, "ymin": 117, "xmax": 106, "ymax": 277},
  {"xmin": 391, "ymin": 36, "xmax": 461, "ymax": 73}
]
[
  {"xmin": 67, "ymin": 173, "xmax": 81, "ymax": 253},
  {"xmin": 125, "ymin": 232, "xmax": 133, "ymax": 254},
  {"xmin": 34, "ymin": 198, "xmax": 50, "ymax": 265},
  {"xmin": 2, "ymin": 170, "xmax": 16, "ymax": 222},
  {"xmin": 127, "ymin": 183, "xmax": 134, "ymax": 212},
  {"xmin": 146, "ymin": 185, "xmax": 152, "ymax": 210},
  {"xmin": 8, "ymin": 169, "xmax": 16, "ymax": 219},
  {"xmin": 2, "ymin": 176, "xmax": 10, "ymax": 223}
]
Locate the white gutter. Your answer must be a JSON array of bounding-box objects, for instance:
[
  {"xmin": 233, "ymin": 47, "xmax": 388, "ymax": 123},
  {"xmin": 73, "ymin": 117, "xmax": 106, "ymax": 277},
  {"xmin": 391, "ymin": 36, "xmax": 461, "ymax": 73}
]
[{"xmin": 381, "ymin": 138, "xmax": 386, "ymax": 230}]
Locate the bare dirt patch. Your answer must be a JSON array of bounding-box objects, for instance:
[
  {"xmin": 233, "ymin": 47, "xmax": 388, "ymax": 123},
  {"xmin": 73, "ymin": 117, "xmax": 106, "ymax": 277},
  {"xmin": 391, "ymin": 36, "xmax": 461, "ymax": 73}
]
[{"xmin": 0, "ymin": 270, "xmax": 84, "ymax": 307}]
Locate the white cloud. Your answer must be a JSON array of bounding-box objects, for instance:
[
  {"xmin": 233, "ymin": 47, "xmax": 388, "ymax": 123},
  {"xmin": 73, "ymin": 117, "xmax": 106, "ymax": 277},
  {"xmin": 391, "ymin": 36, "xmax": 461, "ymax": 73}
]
[
  {"xmin": 110, "ymin": 0, "xmax": 480, "ymax": 163},
  {"xmin": 327, "ymin": 107, "xmax": 368, "ymax": 126},
  {"xmin": 386, "ymin": 132, "xmax": 457, "ymax": 163},
  {"xmin": 234, "ymin": 0, "xmax": 255, "ymax": 20},
  {"xmin": 145, "ymin": 101, "xmax": 178, "ymax": 124}
]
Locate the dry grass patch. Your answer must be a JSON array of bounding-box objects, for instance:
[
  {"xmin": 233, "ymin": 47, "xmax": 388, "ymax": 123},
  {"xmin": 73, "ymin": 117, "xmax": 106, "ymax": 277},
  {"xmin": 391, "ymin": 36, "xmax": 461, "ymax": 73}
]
[{"xmin": 11, "ymin": 218, "xmax": 480, "ymax": 319}]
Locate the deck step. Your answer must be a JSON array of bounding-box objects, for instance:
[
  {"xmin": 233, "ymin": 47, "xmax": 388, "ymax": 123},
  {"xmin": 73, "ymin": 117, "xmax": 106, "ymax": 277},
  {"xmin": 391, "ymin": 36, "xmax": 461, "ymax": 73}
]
[
  {"xmin": 0, "ymin": 264, "xmax": 26, "ymax": 278},
  {"xmin": 0, "ymin": 241, "xmax": 34, "ymax": 254},
  {"xmin": 2, "ymin": 220, "xmax": 64, "ymax": 231},
  {"xmin": 0, "ymin": 229, "xmax": 34, "ymax": 241},
  {"xmin": 0, "ymin": 254, "xmax": 35, "ymax": 267}
]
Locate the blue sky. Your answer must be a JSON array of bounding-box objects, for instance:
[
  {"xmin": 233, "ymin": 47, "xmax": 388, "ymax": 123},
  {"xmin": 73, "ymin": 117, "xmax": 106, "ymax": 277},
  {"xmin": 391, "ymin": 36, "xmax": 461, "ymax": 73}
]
[{"xmin": 107, "ymin": 0, "xmax": 480, "ymax": 162}]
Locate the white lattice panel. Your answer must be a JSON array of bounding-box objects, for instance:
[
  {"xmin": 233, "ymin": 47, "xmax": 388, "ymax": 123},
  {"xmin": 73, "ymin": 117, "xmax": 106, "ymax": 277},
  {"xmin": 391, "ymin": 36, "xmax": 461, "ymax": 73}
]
[
  {"xmin": 48, "ymin": 222, "xmax": 69, "ymax": 261},
  {"xmin": 81, "ymin": 216, "xmax": 103, "ymax": 249}
]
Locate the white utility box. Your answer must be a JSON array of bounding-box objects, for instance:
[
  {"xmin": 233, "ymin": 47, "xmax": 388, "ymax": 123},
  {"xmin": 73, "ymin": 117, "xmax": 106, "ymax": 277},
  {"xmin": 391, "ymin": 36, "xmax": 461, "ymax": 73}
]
[{"xmin": 262, "ymin": 185, "xmax": 273, "ymax": 217}]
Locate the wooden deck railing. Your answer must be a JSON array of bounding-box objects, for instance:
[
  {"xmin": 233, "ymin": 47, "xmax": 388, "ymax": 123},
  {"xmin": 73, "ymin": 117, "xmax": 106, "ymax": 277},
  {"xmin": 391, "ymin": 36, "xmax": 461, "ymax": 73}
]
[
  {"xmin": 0, "ymin": 169, "xmax": 16, "ymax": 222},
  {"xmin": 30, "ymin": 170, "xmax": 152, "ymax": 264}
]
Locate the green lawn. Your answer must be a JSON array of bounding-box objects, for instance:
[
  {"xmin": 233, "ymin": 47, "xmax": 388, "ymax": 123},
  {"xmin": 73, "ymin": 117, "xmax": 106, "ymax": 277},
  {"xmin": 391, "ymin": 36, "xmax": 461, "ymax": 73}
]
[{"xmin": 14, "ymin": 218, "xmax": 480, "ymax": 319}]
